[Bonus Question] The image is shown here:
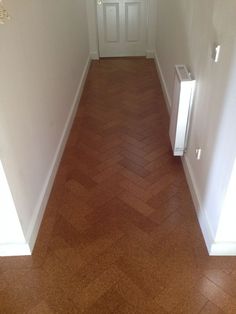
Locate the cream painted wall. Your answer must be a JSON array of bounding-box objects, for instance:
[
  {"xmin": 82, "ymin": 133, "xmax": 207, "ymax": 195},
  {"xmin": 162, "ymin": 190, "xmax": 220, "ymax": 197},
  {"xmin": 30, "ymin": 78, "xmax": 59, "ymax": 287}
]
[
  {"xmin": 0, "ymin": 0, "xmax": 90, "ymax": 254},
  {"xmin": 155, "ymin": 0, "xmax": 236, "ymax": 254}
]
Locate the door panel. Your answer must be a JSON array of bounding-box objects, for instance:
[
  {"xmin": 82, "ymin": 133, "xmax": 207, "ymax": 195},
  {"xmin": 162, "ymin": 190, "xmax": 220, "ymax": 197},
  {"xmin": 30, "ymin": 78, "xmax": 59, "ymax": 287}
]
[
  {"xmin": 125, "ymin": 2, "xmax": 141, "ymax": 42},
  {"xmin": 97, "ymin": 0, "xmax": 147, "ymax": 57},
  {"xmin": 104, "ymin": 3, "xmax": 120, "ymax": 42}
]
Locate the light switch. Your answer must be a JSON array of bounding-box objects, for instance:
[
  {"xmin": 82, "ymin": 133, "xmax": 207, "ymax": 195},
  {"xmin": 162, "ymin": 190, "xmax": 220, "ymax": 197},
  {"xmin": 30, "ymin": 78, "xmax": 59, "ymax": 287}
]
[
  {"xmin": 212, "ymin": 44, "xmax": 221, "ymax": 63},
  {"xmin": 195, "ymin": 148, "xmax": 202, "ymax": 160}
]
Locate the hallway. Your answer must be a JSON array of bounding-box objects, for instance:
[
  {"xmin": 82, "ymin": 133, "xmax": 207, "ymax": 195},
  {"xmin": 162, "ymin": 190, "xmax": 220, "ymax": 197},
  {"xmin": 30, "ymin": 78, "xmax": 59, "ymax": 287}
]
[{"xmin": 1, "ymin": 58, "xmax": 236, "ymax": 313}]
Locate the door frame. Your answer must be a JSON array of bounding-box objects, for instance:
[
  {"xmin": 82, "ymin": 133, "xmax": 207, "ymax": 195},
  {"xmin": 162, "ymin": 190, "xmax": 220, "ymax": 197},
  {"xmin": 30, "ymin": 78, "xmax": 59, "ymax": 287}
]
[{"xmin": 86, "ymin": 0, "xmax": 157, "ymax": 59}]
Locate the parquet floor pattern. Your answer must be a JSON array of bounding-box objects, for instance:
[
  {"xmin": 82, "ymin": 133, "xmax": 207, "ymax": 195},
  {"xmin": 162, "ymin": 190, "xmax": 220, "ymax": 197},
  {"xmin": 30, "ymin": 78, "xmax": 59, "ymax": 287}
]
[{"xmin": 1, "ymin": 58, "xmax": 236, "ymax": 313}]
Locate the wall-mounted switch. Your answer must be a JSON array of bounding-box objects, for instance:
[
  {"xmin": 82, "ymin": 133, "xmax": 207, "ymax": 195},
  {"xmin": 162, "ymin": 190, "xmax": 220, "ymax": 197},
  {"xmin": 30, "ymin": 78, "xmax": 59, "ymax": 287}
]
[
  {"xmin": 212, "ymin": 44, "xmax": 221, "ymax": 63},
  {"xmin": 195, "ymin": 148, "xmax": 202, "ymax": 160}
]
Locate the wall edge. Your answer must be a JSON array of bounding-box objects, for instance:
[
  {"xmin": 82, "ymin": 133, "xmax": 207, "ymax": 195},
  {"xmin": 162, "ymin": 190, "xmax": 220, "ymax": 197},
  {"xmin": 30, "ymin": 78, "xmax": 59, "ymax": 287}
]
[
  {"xmin": 154, "ymin": 51, "xmax": 172, "ymax": 114},
  {"xmin": 26, "ymin": 56, "xmax": 91, "ymax": 254}
]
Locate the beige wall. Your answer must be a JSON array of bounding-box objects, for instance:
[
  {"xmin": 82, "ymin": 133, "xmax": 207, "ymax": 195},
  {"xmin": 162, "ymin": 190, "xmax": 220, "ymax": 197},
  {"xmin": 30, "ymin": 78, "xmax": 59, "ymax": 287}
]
[
  {"xmin": 0, "ymin": 0, "xmax": 90, "ymax": 254},
  {"xmin": 155, "ymin": 0, "xmax": 236, "ymax": 254}
]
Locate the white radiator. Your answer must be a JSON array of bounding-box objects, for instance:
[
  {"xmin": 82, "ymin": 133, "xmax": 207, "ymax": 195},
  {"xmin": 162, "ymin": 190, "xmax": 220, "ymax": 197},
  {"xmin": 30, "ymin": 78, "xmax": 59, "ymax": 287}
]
[{"xmin": 169, "ymin": 65, "xmax": 195, "ymax": 156}]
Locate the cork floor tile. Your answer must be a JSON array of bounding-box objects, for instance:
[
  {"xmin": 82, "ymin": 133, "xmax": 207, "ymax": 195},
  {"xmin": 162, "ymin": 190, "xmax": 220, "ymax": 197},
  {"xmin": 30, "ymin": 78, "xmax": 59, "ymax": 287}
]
[{"xmin": 1, "ymin": 58, "xmax": 236, "ymax": 313}]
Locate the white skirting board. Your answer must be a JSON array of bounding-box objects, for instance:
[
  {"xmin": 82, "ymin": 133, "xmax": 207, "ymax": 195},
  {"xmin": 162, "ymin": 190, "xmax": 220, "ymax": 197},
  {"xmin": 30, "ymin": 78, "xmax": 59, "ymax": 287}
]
[
  {"xmin": 146, "ymin": 50, "xmax": 155, "ymax": 59},
  {"xmin": 154, "ymin": 52, "xmax": 213, "ymax": 250},
  {"xmin": 154, "ymin": 52, "xmax": 171, "ymax": 114},
  {"xmin": 27, "ymin": 56, "xmax": 91, "ymax": 253},
  {"xmin": 154, "ymin": 50, "xmax": 236, "ymax": 256},
  {"xmin": 90, "ymin": 51, "xmax": 99, "ymax": 60},
  {"xmin": 181, "ymin": 156, "xmax": 214, "ymax": 254},
  {"xmin": 0, "ymin": 243, "xmax": 31, "ymax": 257},
  {"xmin": 182, "ymin": 156, "xmax": 236, "ymax": 256},
  {"xmin": 210, "ymin": 243, "xmax": 236, "ymax": 256},
  {"xmin": 0, "ymin": 56, "xmax": 91, "ymax": 257}
]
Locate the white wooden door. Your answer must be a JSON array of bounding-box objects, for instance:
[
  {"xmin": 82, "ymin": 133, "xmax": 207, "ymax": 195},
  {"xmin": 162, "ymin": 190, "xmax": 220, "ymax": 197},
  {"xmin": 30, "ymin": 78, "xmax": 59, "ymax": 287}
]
[{"xmin": 97, "ymin": 0, "xmax": 147, "ymax": 57}]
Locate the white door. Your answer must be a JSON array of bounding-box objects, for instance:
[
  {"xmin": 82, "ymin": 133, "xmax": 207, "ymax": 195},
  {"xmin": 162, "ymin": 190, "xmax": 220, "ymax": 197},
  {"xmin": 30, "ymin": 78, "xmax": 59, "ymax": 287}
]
[{"xmin": 97, "ymin": 0, "xmax": 147, "ymax": 57}]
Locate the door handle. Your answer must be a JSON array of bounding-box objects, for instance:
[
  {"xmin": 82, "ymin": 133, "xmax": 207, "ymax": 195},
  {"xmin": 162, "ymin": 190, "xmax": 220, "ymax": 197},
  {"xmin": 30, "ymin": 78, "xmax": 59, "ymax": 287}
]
[{"xmin": 97, "ymin": 0, "xmax": 102, "ymax": 5}]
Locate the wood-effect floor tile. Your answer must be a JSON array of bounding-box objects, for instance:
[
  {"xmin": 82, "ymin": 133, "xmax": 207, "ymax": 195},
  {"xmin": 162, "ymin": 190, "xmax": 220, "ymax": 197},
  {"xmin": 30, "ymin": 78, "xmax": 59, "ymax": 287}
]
[{"xmin": 1, "ymin": 57, "xmax": 236, "ymax": 313}]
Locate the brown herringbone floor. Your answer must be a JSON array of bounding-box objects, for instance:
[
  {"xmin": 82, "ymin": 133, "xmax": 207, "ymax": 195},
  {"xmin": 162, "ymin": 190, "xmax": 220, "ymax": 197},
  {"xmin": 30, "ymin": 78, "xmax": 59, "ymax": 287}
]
[{"xmin": 1, "ymin": 58, "xmax": 236, "ymax": 313}]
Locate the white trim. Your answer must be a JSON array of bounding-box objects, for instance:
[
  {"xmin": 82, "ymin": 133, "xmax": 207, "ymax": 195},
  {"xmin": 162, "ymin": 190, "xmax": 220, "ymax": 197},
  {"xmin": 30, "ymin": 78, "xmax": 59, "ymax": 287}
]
[
  {"xmin": 210, "ymin": 243, "xmax": 236, "ymax": 256},
  {"xmin": 154, "ymin": 51, "xmax": 171, "ymax": 113},
  {"xmin": 153, "ymin": 49, "xmax": 213, "ymax": 253},
  {"xmin": 181, "ymin": 156, "xmax": 214, "ymax": 253},
  {"xmin": 182, "ymin": 156, "xmax": 236, "ymax": 255},
  {"xmin": 153, "ymin": 50, "xmax": 214, "ymax": 254},
  {"xmin": 86, "ymin": 1, "xmax": 100, "ymax": 60},
  {"xmin": 90, "ymin": 51, "xmax": 99, "ymax": 60},
  {"xmin": 0, "ymin": 243, "xmax": 31, "ymax": 257},
  {"xmin": 181, "ymin": 150, "xmax": 236, "ymax": 256},
  {"xmin": 146, "ymin": 0, "xmax": 157, "ymax": 58},
  {"xmin": 154, "ymin": 51, "xmax": 236, "ymax": 256},
  {"xmin": 146, "ymin": 50, "xmax": 155, "ymax": 59},
  {"xmin": 26, "ymin": 56, "xmax": 91, "ymax": 254}
]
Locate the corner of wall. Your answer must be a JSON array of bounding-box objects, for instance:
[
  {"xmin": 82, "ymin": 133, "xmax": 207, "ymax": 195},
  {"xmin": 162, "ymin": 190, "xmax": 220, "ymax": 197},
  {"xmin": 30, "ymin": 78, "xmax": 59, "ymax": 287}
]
[
  {"xmin": 90, "ymin": 51, "xmax": 99, "ymax": 60},
  {"xmin": 0, "ymin": 243, "xmax": 31, "ymax": 257},
  {"xmin": 146, "ymin": 50, "xmax": 155, "ymax": 59},
  {"xmin": 209, "ymin": 242, "xmax": 236, "ymax": 256},
  {"xmin": 26, "ymin": 56, "xmax": 91, "ymax": 254},
  {"xmin": 1, "ymin": 56, "xmax": 91, "ymax": 257},
  {"xmin": 153, "ymin": 51, "xmax": 171, "ymax": 114},
  {"xmin": 153, "ymin": 50, "xmax": 224, "ymax": 255},
  {"xmin": 86, "ymin": 0, "xmax": 99, "ymax": 62},
  {"xmin": 181, "ymin": 155, "xmax": 214, "ymax": 254},
  {"xmin": 181, "ymin": 126, "xmax": 236, "ymax": 256}
]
